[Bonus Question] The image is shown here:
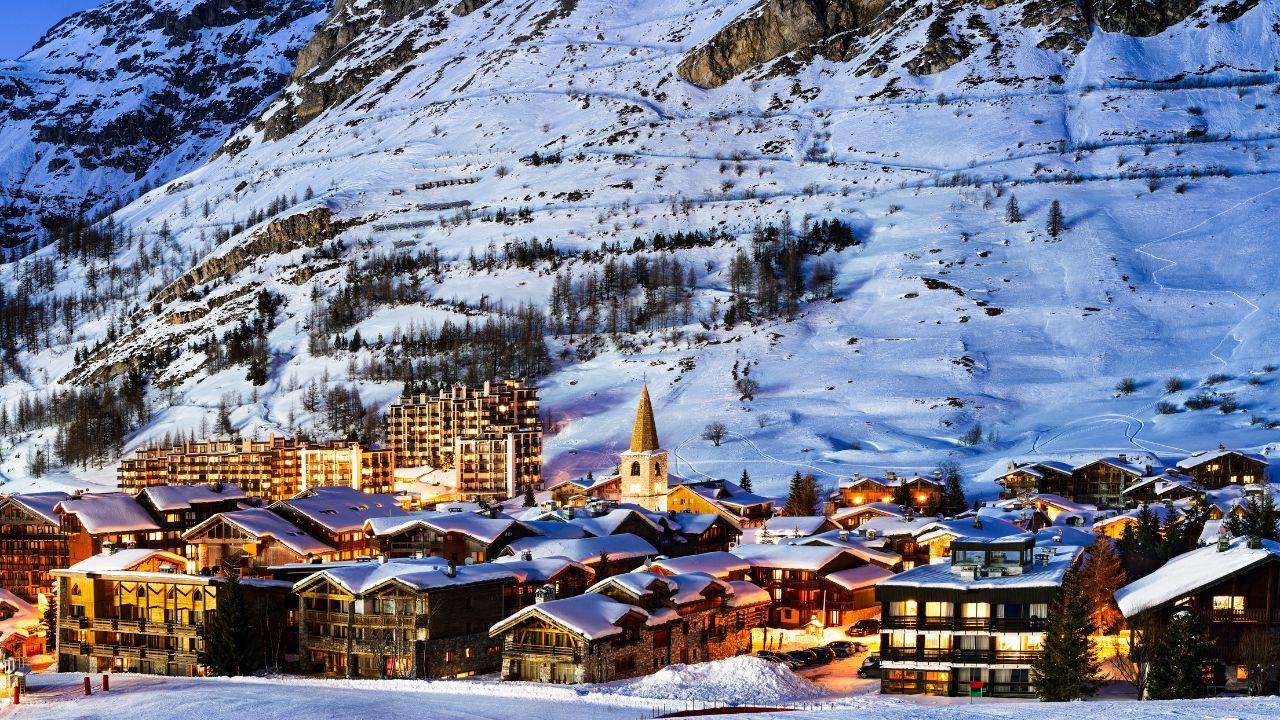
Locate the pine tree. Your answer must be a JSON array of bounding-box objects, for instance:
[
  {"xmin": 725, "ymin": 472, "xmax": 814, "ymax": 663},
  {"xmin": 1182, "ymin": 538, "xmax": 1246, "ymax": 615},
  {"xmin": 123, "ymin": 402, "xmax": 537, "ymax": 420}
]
[
  {"xmin": 1046, "ymin": 200, "xmax": 1065, "ymax": 237},
  {"xmin": 739, "ymin": 469, "xmax": 753, "ymax": 493},
  {"xmin": 784, "ymin": 471, "xmax": 819, "ymax": 516},
  {"xmin": 1146, "ymin": 611, "xmax": 1211, "ymax": 699},
  {"xmin": 522, "ymin": 484, "xmax": 535, "ymax": 508},
  {"xmin": 1031, "ymin": 568, "xmax": 1103, "ymax": 701},
  {"xmin": 1226, "ymin": 491, "xmax": 1279, "ymax": 541},
  {"xmin": 891, "ymin": 481, "xmax": 912, "ymax": 508},
  {"xmin": 936, "ymin": 461, "xmax": 967, "ymax": 516},
  {"xmin": 205, "ymin": 575, "xmax": 256, "ymax": 676},
  {"xmin": 1081, "ymin": 537, "xmax": 1127, "ymax": 634},
  {"xmin": 1005, "ymin": 194, "xmax": 1022, "ymax": 223}
]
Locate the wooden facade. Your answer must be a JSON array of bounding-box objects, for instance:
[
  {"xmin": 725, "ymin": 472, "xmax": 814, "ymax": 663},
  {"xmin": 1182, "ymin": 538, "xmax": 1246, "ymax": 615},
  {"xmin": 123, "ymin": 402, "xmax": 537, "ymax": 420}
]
[
  {"xmin": 1177, "ymin": 450, "xmax": 1269, "ymax": 490},
  {"xmin": 54, "ymin": 550, "xmax": 292, "ymax": 676}
]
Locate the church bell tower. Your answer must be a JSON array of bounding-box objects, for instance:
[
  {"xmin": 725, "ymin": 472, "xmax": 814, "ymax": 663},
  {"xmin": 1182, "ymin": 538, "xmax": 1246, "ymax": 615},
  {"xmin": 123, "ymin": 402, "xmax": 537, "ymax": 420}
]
[{"xmin": 618, "ymin": 383, "xmax": 668, "ymax": 511}]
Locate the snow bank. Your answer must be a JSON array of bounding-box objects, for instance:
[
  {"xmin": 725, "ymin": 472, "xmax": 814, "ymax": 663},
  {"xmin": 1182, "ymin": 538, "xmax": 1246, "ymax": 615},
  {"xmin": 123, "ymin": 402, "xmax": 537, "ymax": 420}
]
[{"xmin": 602, "ymin": 656, "xmax": 827, "ymax": 705}]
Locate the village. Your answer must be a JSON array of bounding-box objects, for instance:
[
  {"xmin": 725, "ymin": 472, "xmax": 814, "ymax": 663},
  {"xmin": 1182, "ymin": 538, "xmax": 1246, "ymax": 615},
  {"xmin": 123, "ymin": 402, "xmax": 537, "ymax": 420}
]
[{"xmin": 0, "ymin": 378, "xmax": 1277, "ymax": 710}]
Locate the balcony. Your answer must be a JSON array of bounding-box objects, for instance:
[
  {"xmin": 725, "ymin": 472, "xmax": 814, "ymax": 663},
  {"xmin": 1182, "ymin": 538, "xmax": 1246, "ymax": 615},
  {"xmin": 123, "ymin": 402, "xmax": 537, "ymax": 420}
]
[
  {"xmin": 991, "ymin": 650, "xmax": 1040, "ymax": 663},
  {"xmin": 1206, "ymin": 608, "xmax": 1280, "ymax": 624},
  {"xmin": 89, "ymin": 618, "xmax": 203, "ymax": 637},
  {"xmin": 503, "ymin": 640, "xmax": 579, "ymax": 659},
  {"xmin": 991, "ymin": 617, "xmax": 1046, "ymax": 632},
  {"xmin": 882, "ymin": 615, "xmax": 920, "ymax": 629}
]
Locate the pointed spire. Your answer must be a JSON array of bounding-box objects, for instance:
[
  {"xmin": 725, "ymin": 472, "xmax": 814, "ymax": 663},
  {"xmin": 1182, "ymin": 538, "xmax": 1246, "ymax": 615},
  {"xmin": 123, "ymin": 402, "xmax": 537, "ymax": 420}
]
[{"xmin": 629, "ymin": 383, "xmax": 660, "ymax": 452}]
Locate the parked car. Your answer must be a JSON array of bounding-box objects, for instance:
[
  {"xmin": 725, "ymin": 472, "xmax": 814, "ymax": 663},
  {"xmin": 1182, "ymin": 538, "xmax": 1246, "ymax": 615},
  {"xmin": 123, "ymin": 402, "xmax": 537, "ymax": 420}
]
[
  {"xmin": 856, "ymin": 654, "xmax": 881, "ymax": 679},
  {"xmin": 824, "ymin": 641, "xmax": 853, "ymax": 657},
  {"xmin": 848, "ymin": 618, "xmax": 881, "ymax": 636},
  {"xmin": 785, "ymin": 649, "xmax": 820, "ymax": 667},
  {"xmin": 808, "ymin": 646, "xmax": 836, "ymax": 664}
]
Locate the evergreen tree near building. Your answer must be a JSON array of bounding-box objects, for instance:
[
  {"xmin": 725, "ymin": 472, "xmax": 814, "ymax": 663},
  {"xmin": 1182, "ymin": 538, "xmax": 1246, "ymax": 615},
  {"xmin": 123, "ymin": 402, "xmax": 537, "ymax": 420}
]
[
  {"xmin": 205, "ymin": 575, "xmax": 255, "ymax": 676},
  {"xmin": 935, "ymin": 461, "xmax": 967, "ymax": 517},
  {"xmin": 1225, "ymin": 491, "xmax": 1279, "ymax": 541},
  {"xmin": 1080, "ymin": 537, "xmax": 1127, "ymax": 634},
  {"xmin": 522, "ymin": 484, "xmax": 536, "ymax": 508},
  {"xmin": 891, "ymin": 481, "xmax": 912, "ymax": 508},
  {"xmin": 1145, "ymin": 611, "xmax": 1211, "ymax": 699},
  {"xmin": 739, "ymin": 469, "xmax": 753, "ymax": 493},
  {"xmin": 1031, "ymin": 567, "xmax": 1103, "ymax": 701},
  {"xmin": 784, "ymin": 471, "xmax": 820, "ymax": 516},
  {"xmin": 1046, "ymin": 200, "xmax": 1065, "ymax": 237}
]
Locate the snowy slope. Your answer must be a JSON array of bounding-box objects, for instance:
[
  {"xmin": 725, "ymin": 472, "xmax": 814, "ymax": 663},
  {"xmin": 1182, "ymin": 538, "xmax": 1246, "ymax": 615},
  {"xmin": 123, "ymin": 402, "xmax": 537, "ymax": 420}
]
[
  {"xmin": 0, "ymin": 0, "xmax": 327, "ymax": 245},
  {"xmin": 3, "ymin": 0, "xmax": 1280, "ymax": 497}
]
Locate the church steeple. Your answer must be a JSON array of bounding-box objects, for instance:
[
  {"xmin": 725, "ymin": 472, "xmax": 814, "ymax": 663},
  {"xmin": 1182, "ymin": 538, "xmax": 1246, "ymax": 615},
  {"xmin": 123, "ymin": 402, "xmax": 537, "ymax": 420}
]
[{"xmin": 629, "ymin": 383, "xmax": 660, "ymax": 452}]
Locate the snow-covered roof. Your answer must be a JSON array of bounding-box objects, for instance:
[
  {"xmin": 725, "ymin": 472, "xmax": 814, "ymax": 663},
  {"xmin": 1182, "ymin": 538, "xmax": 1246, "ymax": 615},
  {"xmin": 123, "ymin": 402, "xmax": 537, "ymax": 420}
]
[
  {"xmin": 725, "ymin": 580, "xmax": 770, "ymax": 608},
  {"xmin": 1, "ymin": 492, "xmax": 68, "ymax": 525},
  {"xmin": 297, "ymin": 558, "xmax": 516, "ymax": 595},
  {"xmin": 588, "ymin": 571, "xmax": 677, "ymax": 598},
  {"xmin": 490, "ymin": 593, "xmax": 652, "ymax": 641},
  {"xmin": 914, "ymin": 517, "xmax": 1028, "ymax": 544},
  {"xmin": 1074, "ymin": 456, "xmax": 1152, "ymax": 476},
  {"xmin": 55, "ymin": 492, "xmax": 160, "ymax": 534},
  {"xmin": 569, "ymin": 508, "xmax": 660, "ymax": 537},
  {"xmin": 276, "ymin": 486, "xmax": 407, "ymax": 533},
  {"xmin": 503, "ymin": 533, "xmax": 657, "ymax": 564},
  {"xmin": 138, "ymin": 483, "xmax": 247, "ymax": 511},
  {"xmin": 646, "ymin": 551, "xmax": 750, "ymax": 579},
  {"xmin": 823, "ymin": 565, "xmax": 894, "ymax": 592},
  {"xmin": 63, "ymin": 548, "xmax": 186, "ymax": 574},
  {"xmin": 731, "ymin": 543, "xmax": 857, "ymax": 571},
  {"xmin": 665, "ymin": 512, "xmax": 731, "ymax": 536},
  {"xmin": 1176, "ymin": 448, "xmax": 1268, "ymax": 470},
  {"xmin": 363, "ymin": 511, "xmax": 521, "ymax": 545},
  {"xmin": 1093, "ymin": 503, "xmax": 1184, "ymax": 531},
  {"xmin": 879, "ymin": 545, "xmax": 1082, "ymax": 592},
  {"xmin": 1122, "ymin": 475, "xmax": 1201, "ymax": 497},
  {"xmin": 1032, "ymin": 526, "xmax": 1097, "ymax": 547},
  {"xmin": 184, "ymin": 508, "xmax": 335, "ymax": 556},
  {"xmin": 1023, "ymin": 494, "xmax": 1094, "ymax": 512},
  {"xmin": 831, "ymin": 502, "xmax": 905, "ymax": 522},
  {"xmin": 519, "ymin": 520, "xmax": 588, "ymax": 539},
  {"xmin": 785, "ymin": 531, "xmax": 902, "ymax": 567},
  {"xmin": 490, "ymin": 557, "xmax": 593, "ymax": 584},
  {"xmin": 1116, "ymin": 537, "xmax": 1280, "ymax": 617},
  {"xmin": 0, "ymin": 588, "xmax": 39, "ymax": 642},
  {"xmin": 855, "ymin": 515, "xmax": 930, "ymax": 538},
  {"xmin": 763, "ymin": 516, "xmax": 833, "ymax": 536}
]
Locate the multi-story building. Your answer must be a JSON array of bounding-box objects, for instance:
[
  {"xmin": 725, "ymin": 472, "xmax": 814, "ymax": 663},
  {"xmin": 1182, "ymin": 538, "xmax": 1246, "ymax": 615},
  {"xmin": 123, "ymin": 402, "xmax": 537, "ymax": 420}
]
[
  {"xmin": 386, "ymin": 380, "xmax": 541, "ymax": 501},
  {"xmin": 182, "ymin": 508, "xmax": 338, "ymax": 576},
  {"xmin": 53, "ymin": 548, "xmax": 292, "ymax": 676},
  {"xmin": 300, "ymin": 442, "xmax": 395, "ymax": 495},
  {"xmin": 1174, "ymin": 446, "xmax": 1269, "ymax": 489},
  {"xmin": 490, "ymin": 571, "xmax": 768, "ymax": 684},
  {"xmin": 54, "ymin": 492, "xmax": 166, "ymax": 564},
  {"xmin": 875, "ymin": 536, "xmax": 1081, "ymax": 698},
  {"xmin": 134, "ymin": 483, "xmax": 248, "ymax": 559},
  {"xmin": 835, "ymin": 472, "xmax": 944, "ymax": 514},
  {"xmin": 294, "ymin": 558, "xmax": 519, "ymax": 678},
  {"xmin": 118, "ymin": 434, "xmax": 304, "ymax": 500},
  {"xmin": 731, "ymin": 544, "xmax": 887, "ymax": 628},
  {"xmin": 0, "ymin": 492, "xmax": 70, "ymax": 602},
  {"xmin": 119, "ymin": 435, "xmax": 394, "ymax": 503},
  {"xmin": 1116, "ymin": 535, "xmax": 1280, "ymax": 682},
  {"xmin": 363, "ymin": 511, "xmax": 539, "ymax": 564}
]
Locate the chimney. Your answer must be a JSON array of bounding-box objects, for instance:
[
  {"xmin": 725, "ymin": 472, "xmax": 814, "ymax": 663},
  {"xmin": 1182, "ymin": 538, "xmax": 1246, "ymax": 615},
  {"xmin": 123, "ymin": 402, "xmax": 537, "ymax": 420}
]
[
  {"xmin": 1218, "ymin": 442, "xmax": 1226, "ymax": 451},
  {"xmin": 488, "ymin": 506, "xmax": 500, "ymax": 519},
  {"xmin": 566, "ymin": 507, "xmax": 575, "ymax": 519},
  {"xmin": 1247, "ymin": 536, "xmax": 1263, "ymax": 550},
  {"xmin": 378, "ymin": 555, "xmax": 388, "ymax": 564},
  {"xmin": 212, "ymin": 480, "xmax": 224, "ymax": 493},
  {"xmin": 520, "ymin": 549, "xmax": 533, "ymax": 561},
  {"xmin": 838, "ymin": 530, "xmax": 849, "ymax": 541},
  {"xmin": 933, "ymin": 469, "xmax": 942, "ymax": 481},
  {"xmin": 535, "ymin": 584, "xmax": 556, "ymax": 604},
  {"xmin": 102, "ymin": 542, "xmax": 117, "ymax": 555},
  {"xmin": 445, "ymin": 560, "xmax": 457, "ymax": 577},
  {"xmin": 1118, "ymin": 453, "xmax": 1128, "ymax": 463},
  {"xmin": 1217, "ymin": 534, "xmax": 1231, "ymax": 552},
  {"xmin": 972, "ymin": 516, "xmax": 982, "ymax": 529}
]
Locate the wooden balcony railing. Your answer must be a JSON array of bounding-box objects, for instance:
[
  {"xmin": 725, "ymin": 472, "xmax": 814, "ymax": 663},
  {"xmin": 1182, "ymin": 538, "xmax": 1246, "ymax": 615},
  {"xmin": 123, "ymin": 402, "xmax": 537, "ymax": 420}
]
[
  {"xmin": 503, "ymin": 640, "xmax": 578, "ymax": 659},
  {"xmin": 1206, "ymin": 608, "xmax": 1280, "ymax": 624}
]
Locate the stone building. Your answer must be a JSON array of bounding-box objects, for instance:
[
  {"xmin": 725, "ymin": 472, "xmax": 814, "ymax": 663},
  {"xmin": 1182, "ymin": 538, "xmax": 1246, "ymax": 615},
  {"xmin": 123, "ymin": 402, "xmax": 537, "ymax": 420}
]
[
  {"xmin": 53, "ymin": 548, "xmax": 292, "ymax": 676},
  {"xmin": 385, "ymin": 380, "xmax": 541, "ymax": 501}
]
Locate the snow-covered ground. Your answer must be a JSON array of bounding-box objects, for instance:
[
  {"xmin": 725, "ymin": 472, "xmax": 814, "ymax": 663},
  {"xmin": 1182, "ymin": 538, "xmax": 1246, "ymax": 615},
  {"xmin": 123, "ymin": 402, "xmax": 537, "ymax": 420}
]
[{"xmin": 6, "ymin": 665, "xmax": 1280, "ymax": 719}]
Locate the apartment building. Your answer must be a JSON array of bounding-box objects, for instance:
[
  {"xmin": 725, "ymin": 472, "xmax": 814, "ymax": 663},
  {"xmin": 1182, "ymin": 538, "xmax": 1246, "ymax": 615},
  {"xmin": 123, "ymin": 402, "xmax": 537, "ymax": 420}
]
[
  {"xmin": 0, "ymin": 492, "xmax": 70, "ymax": 602},
  {"xmin": 385, "ymin": 380, "xmax": 541, "ymax": 501},
  {"xmin": 875, "ymin": 535, "xmax": 1082, "ymax": 697}
]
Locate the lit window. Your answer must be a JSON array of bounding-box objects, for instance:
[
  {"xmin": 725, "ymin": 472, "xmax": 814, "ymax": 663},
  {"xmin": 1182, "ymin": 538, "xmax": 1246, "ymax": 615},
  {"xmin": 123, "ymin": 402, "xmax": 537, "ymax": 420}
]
[{"xmin": 1213, "ymin": 596, "xmax": 1245, "ymax": 611}]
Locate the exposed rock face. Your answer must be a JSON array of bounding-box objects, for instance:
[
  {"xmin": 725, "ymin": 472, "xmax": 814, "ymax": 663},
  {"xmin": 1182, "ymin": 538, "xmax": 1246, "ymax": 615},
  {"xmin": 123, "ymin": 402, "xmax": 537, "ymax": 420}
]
[
  {"xmin": 1087, "ymin": 0, "xmax": 1199, "ymax": 36},
  {"xmin": 677, "ymin": 0, "xmax": 888, "ymax": 89},
  {"xmin": 260, "ymin": 0, "xmax": 441, "ymax": 141},
  {"xmin": 451, "ymin": 0, "xmax": 493, "ymax": 16},
  {"xmin": 0, "ymin": 0, "xmax": 326, "ymax": 246}
]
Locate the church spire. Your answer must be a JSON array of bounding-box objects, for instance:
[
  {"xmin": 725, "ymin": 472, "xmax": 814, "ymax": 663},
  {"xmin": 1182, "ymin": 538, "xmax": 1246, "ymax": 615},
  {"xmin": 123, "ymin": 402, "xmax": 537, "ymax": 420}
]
[{"xmin": 629, "ymin": 383, "xmax": 660, "ymax": 452}]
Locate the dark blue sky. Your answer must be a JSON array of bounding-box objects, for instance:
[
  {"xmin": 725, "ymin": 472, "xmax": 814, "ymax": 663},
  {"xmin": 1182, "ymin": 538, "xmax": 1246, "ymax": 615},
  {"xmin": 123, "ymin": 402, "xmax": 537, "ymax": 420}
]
[{"xmin": 0, "ymin": 1, "xmax": 100, "ymax": 59}]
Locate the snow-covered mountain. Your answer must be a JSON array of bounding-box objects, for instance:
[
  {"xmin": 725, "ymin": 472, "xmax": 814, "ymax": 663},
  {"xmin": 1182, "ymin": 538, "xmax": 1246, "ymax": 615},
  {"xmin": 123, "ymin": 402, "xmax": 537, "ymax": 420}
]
[
  {"xmin": 0, "ymin": 0, "xmax": 327, "ymax": 245},
  {"xmin": 3, "ymin": 0, "xmax": 1280, "ymax": 496}
]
